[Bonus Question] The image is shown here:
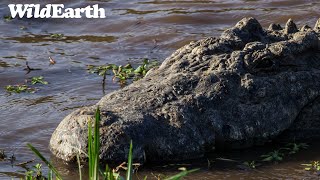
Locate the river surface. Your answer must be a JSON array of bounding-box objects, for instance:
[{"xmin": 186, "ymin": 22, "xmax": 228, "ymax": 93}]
[{"xmin": 0, "ymin": 0, "xmax": 320, "ymax": 179}]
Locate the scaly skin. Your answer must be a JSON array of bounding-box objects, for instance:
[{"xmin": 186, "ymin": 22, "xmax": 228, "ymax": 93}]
[{"xmin": 50, "ymin": 17, "xmax": 320, "ymax": 164}]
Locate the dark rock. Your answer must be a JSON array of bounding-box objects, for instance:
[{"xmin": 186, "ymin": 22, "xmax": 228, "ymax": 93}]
[{"xmin": 50, "ymin": 17, "xmax": 320, "ymax": 164}]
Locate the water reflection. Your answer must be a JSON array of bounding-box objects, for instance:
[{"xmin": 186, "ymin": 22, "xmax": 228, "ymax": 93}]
[
  {"xmin": 0, "ymin": 0, "xmax": 320, "ymax": 179},
  {"xmin": 5, "ymin": 35, "xmax": 117, "ymax": 43}
]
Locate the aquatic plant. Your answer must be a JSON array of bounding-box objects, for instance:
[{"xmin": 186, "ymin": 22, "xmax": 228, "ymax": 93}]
[
  {"xmin": 25, "ymin": 107, "xmax": 196, "ymax": 180},
  {"xmin": 25, "ymin": 163, "xmax": 47, "ymax": 180},
  {"xmin": 3, "ymin": 15, "xmax": 13, "ymax": 21},
  {"xmin": 27, "ymin": 144, "xmax": 62, "ymax": 180},
  {"xmin": 20, "ymin": 26, "xmax": 27, "ymax": 30},
  {"xmin": 88, "ymin": 107, "xmax": 101, "ymax": 180},
  {"xmin": 283, "ymin": 142, "xmax": 308, "ymax": 154},
  {"xmin": 87, "ymin": 58, "xmax": 158, "ymax": 86},
  {"xmin": 239, "ymin": 142, "xmax": 310, "ymax": 170},
  {"xmin": 134, "ymin": 58, "xmax": 158, "ymax": 78},
  {"xmin": 31, "ymin": 76, "xmax": 48, "ymax": 85},
  {"xmin": 164, "ymin": 168, "xmax": 198, "ymax": 180},
  {"xmin": 112, "ymin": 64, "xmax": 135, "ymax": 85},
  {"xmin": 302, "ymin": 161, "xmax": 320, "ymax": 172},
  {"xmin": 5, "ymin": 84, "xmax": 36, "ymax": 94},
  {"xmin": 5, "ymin": 75, "xmax": 49, "ymax": 94},
  {"xmin": 261, "ymin": 150, "xmax": 284, "ymax": 162},
  {"xmin": 50, "ymin": 33, "xmax": 64, "ymax": 39},
  {"xmin": 243, "ymin": 161, "xmax": 256, "ymax": 169}
]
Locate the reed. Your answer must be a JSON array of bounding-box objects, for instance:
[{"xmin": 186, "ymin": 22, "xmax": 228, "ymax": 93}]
[{"xmin": 25, "ymin": 107, "xmax": 197, "ymax": 180}]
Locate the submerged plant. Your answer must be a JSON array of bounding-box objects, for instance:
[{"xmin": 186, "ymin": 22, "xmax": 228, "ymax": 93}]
[
  {"xmin": 31, "ymin": 76, "xmax": 48, "ymax": 85},
  {"xmin": 261, "ymin": 150, "xmax": 284, "ymax": 163},
  {"xmin": 5, "ymin": 84, "xmax": 36, "ymax": 94}
]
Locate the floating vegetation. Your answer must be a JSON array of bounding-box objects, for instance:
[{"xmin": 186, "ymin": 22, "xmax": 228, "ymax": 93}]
[
  {"xmin": 302, "ymin": 161, "xmax": 320, "ymax": 173},
  {"xmin": 0, "ymin": 60, "xmax": 10, "ymax": 68},
  {"xmin": 31, "ymin": 76, "xmax": 48, "ymax": 85},
  {"xmin": 237, "ymin": 142, "xmax": 310, "ymax": 170},
  {"xmin": 243, "ymin": 161, "xmax": 256, "ymax": 169},
  {"xmin": 3, "ymin": 15, "xmax": 13, "ymax": 22},
  {"xmin": 261, "ymin": 150, "xmax": 284, "ymax": 162},
  {"xmin": 133, "ymin": 58, "xmax": 159, "ymax": 77},
  {"xmin": 5, "ymin": 84, "xmax": 36, "ymax": 94},
  {"xmin": 27, "ymin": 144, "xmax": 62, "ymax": 180},
  {"xmin": 25, "ymin": 163, "xmax": 46, "ymax": 180},
  {"xmin": 5, "ymin": 76, "xmax": 49, "ymax": 94},
  {"xmin": 283, "ymin": 142, "xmax": 308, "ymax": 154},
  {"xmin": 26, "ymin": 107, "xmax": 196, "ymax": 180},
  {"xmin": 259, "ymin": 142, "xmax": 309, "ymax": 164},
  {"xmin": 50, "ymin": 33, "xmax": 64, "ymax": 39},
  {"xmin": 20, "ymin": 26, "xmax": 27, "ymax": 30},
  {"xmin": 87, "ymin": 58, "xmax": 159, "ymax": 86}
]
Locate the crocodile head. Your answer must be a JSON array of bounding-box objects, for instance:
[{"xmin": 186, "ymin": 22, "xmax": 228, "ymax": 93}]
[{"xmin": 50, "ymin": 17, "xmax": 320, "ymax": 164}]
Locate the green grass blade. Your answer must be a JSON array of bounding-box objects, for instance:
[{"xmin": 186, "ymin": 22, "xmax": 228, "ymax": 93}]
[
  {"xmin": 104, "ymin": 165, "xmax": 116, "ymax": 180},
  {"xmin": 26, "ymin": 143, "xmax": 62, "ymax": 180},
  {"xmin": 126, "ymin": 140, "xmax": 133, "ymax": 180},
  {"xmin": 88, "ymin": 118, "xmax": 93, "ymax": 179},
  {"xmin": 93, "ymin": 107, "xmax": 101, "ymax": 180},
  {"xmin": 77, "ymin": 154, "xmax": 82, "ymax": 180},
  {"xmin": 164, "ymin": 168, "xmax": 199, "ymax": 180},
  {"xmin": 48, "ymin": 169, "xmax": 53, "ymax": 180}
]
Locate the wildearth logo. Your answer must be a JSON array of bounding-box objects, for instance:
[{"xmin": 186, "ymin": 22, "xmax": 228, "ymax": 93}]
[{"xmin": 8, "ymin": 4, "xmax": 106, "ymax": 18}]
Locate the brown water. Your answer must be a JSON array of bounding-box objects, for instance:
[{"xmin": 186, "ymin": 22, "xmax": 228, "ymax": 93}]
[{"xmin": 1, "ymin": 0, "xmax": 320, "ymax": 179}]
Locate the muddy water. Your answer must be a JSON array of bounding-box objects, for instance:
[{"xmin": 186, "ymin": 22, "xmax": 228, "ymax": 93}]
[{"xmin": 0, "ymin": 0, "xmax": 320, "ymax": 179}]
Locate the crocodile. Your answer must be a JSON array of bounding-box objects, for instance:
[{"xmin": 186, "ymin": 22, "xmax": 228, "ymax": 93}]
[{"xmin": 50, "ymin": 17, "xmax": 320, "ymax": 163}]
